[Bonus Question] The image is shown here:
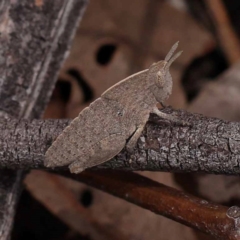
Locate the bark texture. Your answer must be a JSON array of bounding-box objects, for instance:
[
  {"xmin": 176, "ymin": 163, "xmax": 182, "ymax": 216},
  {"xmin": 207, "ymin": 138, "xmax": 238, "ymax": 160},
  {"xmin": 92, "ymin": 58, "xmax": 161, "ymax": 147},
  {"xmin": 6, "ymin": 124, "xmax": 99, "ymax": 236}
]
[
  {"xmin": 1, "ymin": 108, "xmax": 240, "ymax": 175},
  {"xmin": 0, "ymin": 0, "xmax": 88, "ymax": 238}
]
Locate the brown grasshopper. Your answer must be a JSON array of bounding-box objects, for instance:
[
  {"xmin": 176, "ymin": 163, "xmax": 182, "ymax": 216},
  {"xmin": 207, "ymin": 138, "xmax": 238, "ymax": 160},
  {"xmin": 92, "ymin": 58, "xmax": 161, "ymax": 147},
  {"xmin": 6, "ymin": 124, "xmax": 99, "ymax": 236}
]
[{"xmin": 44, "ymin": 42, "xmax": 182, "ymax": 173}]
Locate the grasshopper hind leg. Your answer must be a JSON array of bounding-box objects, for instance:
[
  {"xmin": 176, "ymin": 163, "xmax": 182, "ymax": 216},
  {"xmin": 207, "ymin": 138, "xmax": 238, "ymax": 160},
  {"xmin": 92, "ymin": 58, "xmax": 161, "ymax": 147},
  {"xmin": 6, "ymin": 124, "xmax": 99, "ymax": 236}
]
[{"xmin": 69, "ymin": 134, "xmax": 126, "ymax": 174}]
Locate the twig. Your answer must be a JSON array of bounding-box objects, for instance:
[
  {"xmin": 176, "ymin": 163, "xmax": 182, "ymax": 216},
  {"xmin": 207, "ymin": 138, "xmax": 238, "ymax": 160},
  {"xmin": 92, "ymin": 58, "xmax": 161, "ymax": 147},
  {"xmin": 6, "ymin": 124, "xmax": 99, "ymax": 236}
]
[
  {"xmin": 1, "ymin": 108, "xmax": 240, "ymax": 175},
  {"xmin": 61, "ymin": 169, "xmax": 240, "ymax": 240},
  {"xmin": 205, "ymin": 0, "xmax": 240, "ymax": 64},
  {"xmin": 0, "ymin": 0, "xmax": 88, "ymax": 238}
]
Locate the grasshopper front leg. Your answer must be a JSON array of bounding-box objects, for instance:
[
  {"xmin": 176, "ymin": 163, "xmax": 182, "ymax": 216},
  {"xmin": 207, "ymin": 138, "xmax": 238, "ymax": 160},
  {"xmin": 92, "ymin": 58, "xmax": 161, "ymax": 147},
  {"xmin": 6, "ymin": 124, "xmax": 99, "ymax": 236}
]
[{"xmin": 152, "ymin": 107, "xmax": 190, "ymax": 126}]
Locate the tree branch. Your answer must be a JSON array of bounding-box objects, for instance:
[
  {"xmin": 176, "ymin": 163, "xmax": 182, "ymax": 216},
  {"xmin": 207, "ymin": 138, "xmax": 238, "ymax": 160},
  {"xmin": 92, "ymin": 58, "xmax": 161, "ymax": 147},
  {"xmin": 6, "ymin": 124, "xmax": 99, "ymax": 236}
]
[
  {"xmin": 62, "ymin": 169, "xmax": 240, "ymax": 240},
  {"xmin": 205, "ymin": 0, "xmax": 240, "ymax": 65},
  {"xmin": 1, "ymin": 108, "xmax": 240, "ymax": 175},
  {"xmin": 0, "ymin": 0, "xmax": 88, "ymax": 238}
]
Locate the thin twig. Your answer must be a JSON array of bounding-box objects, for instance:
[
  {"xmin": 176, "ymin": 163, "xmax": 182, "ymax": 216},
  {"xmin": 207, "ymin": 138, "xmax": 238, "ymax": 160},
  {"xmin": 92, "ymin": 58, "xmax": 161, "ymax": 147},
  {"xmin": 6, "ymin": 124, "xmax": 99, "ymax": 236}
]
[
  {"xmin": 61, "ymin": 169, "xmax": 240, "ymax": 240},
  {"xmin": 205, "ymin": 0, "xmax": 240, "ymax": 64},
  {"xmin": 1, "ymin": 108, "xmax": 240, "ymax": 175}
]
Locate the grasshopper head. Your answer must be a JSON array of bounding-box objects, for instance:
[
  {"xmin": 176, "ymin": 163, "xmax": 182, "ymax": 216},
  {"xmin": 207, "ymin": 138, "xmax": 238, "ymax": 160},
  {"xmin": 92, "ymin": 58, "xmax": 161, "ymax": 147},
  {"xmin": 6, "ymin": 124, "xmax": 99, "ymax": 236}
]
[{"xmin": 147, "ymin": 42, "xmax": 182, "ymax": 102}]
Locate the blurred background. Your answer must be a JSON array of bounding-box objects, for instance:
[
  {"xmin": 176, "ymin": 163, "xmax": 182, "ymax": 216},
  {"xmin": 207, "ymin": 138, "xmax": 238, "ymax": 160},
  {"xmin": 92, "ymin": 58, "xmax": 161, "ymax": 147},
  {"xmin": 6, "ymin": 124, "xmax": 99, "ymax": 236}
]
[{"xmin": 11, "ymin": 0, "xmax": 240, "ymax": 239}]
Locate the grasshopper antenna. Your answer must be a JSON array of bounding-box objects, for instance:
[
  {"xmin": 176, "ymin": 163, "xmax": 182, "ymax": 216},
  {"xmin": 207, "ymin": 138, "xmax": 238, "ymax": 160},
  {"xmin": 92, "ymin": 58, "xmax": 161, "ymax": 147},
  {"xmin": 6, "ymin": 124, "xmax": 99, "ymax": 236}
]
[
  {"xmin": 165, "ymin": 41, "xmax": 179, "ymax": 62},
  {"xmin": 166, "ymin": 50, "xmax": 183, "ymax": 69}
]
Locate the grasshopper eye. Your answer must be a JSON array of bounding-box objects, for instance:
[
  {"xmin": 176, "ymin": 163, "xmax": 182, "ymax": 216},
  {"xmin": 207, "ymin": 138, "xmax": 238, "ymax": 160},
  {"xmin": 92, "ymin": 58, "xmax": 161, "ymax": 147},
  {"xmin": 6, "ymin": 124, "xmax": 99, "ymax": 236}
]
[{"xmin": 157, "ymin": 71, "xmax": 165, "ymax": 87}]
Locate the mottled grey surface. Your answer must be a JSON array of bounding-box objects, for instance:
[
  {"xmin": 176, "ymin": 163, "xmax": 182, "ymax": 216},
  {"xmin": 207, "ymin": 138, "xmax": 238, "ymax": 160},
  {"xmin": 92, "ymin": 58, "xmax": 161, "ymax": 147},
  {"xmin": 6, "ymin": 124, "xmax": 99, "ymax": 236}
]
[
  {"xmin": 45, "ymin": 43, "xmax": 182, "ymax": 173},
  {"xmin": 107, "ymin": 108, "xmax": 240, "ymax": 175},
  {"xmin": 0, "ymin": 0, "xmax": 88, "ymax": 238},
  {"xmin": 0, "ymin": 118, "xmax": 70, "ymax": 169},
  {"xmin": 0, "ymin": 0, "xmax": 88, "ymax": 119},
  {"xmin": 1, "ymin": 108, "xmax": 240, "ymax": 175}
]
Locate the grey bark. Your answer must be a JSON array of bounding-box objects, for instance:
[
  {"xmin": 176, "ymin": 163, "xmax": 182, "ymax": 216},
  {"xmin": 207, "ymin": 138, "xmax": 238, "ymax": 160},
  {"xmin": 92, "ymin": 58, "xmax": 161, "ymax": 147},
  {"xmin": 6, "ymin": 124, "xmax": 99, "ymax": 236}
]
[
  {"xmin": 1, "ymin": 108, "xmax": 240, "ymax": 175},
  {"xmin": 178, "ymin": 60, "xmax": 240, "ymax": 207},
  {"xmin": 0, "ymin": 0, "xmax": 88, "ymax": 239}
]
